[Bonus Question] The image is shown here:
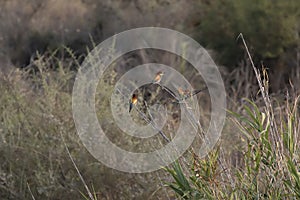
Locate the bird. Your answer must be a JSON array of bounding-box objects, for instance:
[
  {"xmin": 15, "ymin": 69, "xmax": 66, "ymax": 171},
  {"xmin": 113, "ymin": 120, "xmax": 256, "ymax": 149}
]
[
  {"xmin": 129, "ymin": 93, "xmax": 138, "ymax": 112},
  {"xmin": 178, "ymin": 87, "xmax": 191, "ymax": 98},
  {"xmin": 153, "ymin": 71, "xmax": 164, "ymax": 84},
  {"xmin": 177, "ymin": 86, "xmax": 208, "ymax": 100}
]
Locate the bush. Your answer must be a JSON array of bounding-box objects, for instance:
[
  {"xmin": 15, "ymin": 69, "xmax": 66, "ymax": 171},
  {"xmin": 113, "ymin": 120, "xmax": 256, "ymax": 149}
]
[
  {"xmin": 165, "ymin": 37, "xmax": 300, "ymax": 199},
  {"xmin": 198, "ymin": 0, "xmax": 300, "ymax": 68}
]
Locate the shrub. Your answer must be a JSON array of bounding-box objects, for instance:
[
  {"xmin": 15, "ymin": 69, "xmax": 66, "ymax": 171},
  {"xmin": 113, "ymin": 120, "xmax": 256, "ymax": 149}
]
[{"xmin": 198, "ymin": 0, "xmax": 300, "ymax": 68}]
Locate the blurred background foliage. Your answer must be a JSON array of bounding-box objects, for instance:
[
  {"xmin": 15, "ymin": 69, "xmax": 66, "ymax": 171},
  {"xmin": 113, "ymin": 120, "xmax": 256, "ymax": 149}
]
[
  {"xmin": 0, "ymin": 0, "xmax": 299, "ymax": 91},
  {"xmin": 198, "ymin": 0, "xmax": 300, "ymax": 68},
  {"xmin": 1, "ymin": 0, "xmax": 300, "ymax": 73}
]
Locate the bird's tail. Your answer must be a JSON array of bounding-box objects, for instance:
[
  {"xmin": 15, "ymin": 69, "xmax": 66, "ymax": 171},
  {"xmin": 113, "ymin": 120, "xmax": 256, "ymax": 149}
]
[{"xmin": 191, "ymin": 86, "xmax": 208, "ymax": 97}]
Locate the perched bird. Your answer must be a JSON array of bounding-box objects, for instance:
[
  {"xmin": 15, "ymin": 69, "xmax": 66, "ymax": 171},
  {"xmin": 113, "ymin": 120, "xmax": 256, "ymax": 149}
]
[
  {"xmin": 153, "ymin": 71, "xmax": 164, "ymax": 84},
  {"xmin": 177, "ymin": 87, "xmax": 192, "ymax": 99},
  {"xmin": 177, "ymin": 86, "xmax": 208, "ymax": 100},
  {"xmin": 129, "ymin": 94, "xmax": 138, "ymax": 112},
  {"xmin": 177, "ymin": 87, "xmax": 185, "ymax": 96}
]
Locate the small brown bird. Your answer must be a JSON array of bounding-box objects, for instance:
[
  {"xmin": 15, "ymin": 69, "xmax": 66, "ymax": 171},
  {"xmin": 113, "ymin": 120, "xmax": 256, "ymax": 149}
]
[
  {"xmin": 153, "ymin": 71, "xmax": 164, "ymax": 84},
  {"xmin": 178, "ymin": 86, "xmax": 208, "ymax": 100},
  {"xmin": 177, "ymin": 87, "xmax": 185, "ymax": 96},
  {"xmin": 129, "ymin": 94, "xmax": 138, "ymax": 112},
  {"xmin": 178, "ymin": 87, "xmax": 192, "ymax": 98}
]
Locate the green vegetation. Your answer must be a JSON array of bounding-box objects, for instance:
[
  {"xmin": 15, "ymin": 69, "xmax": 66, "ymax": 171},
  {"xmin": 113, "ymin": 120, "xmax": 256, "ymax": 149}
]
[
  {"xmin": 166, "ymin": 94, "xmax": 300, "ymax": 199},
  {"xmin": 165, "ymin": 38, "xmax": 300, "ymax": 199},
  {"xmin": 198, "ymin": 0, "xmax": 300, "ymax": 67}
]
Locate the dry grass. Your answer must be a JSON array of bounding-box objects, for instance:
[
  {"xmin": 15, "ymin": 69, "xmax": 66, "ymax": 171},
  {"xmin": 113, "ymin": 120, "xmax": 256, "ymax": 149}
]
[
  {"xmin": 0, "ymin": 51, "xmax": 176, "ymax": 199},
  {"xmin": 0, "ymin": 40, "xmax": 299, "ymax": 199}
]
